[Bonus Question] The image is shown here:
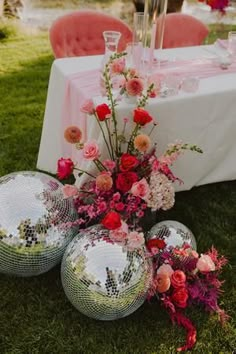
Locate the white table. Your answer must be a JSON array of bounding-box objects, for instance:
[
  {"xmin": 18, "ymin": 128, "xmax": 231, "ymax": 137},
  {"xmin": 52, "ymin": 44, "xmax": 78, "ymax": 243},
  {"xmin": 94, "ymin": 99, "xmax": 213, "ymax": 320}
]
[{"xmin": 37, "ymin": 45, "xmax": 236, "ymax": 191}]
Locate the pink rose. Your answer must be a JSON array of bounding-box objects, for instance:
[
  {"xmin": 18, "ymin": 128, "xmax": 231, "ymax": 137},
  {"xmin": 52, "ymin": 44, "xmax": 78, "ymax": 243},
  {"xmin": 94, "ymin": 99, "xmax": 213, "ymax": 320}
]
[
  {"xmin": 103, "ymin": 159, "xmax": 116, "ymax": 171},
  {"xmin": 171, "ymin": 270, "xmax": 186, "ymax": 289},
  {"xmin": 127, "ymin": 231, "xmax": 145, "ymax": 250},
  {"xmin": 157, "ymin": 263, "xmax": 174, "ymax": 277},
  {"xmin": 125, "ymin": 78, "xmax": 144, "ymax": 96},
  {"xmin": 57, "ymin": 158, "xmax": 74, "ymax": 180},
  {"xmin": 109, "ymin": 221, "xmax": 128, "ymax": 244},
  {"xmin": 80, "ymin": 99, "xmax": 95, "ymax": 114},
  {"xmin": 130, "ymin": 178, "xmax": 150, "ymax": 200},
  {"xmin": 83, "ymin": 141, "xmax": 100, "ymax": 160},
  {"xmin": 196, "ymin": 254, "xmax": 215, "ymax": 273},
  {"xmin": 62, "ymin": 184, "xmax": 78, "ymax": 198}
]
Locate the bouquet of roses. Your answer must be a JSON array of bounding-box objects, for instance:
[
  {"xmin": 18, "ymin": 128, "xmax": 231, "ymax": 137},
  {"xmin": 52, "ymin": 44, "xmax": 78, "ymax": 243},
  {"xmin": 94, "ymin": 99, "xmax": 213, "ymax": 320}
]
[
  {"xmin": 147, "ymin": 241, "xmax": 228, "ymax": 351},
  {"xmin": 198, "ymin": 0, "xmax": 229, "ymax": 13},
  {"xmin": 57, "ymin": 52, "xmax": 201, "ymax": 248}
]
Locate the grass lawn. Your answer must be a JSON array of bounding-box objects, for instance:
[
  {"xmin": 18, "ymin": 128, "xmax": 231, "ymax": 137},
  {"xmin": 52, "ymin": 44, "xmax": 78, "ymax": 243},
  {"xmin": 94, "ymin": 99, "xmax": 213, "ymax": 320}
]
[{"xmin": 0, "ymin": 22, "xmax": 236, "ymax": 354}]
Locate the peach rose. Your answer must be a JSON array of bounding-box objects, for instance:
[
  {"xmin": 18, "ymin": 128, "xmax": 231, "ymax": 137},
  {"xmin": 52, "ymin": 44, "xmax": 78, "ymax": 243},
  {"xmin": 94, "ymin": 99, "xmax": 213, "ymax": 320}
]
[
  {"xmin": 130, "ymin": 178, "xmax": 150, "ymax": 200},
  {"xmin": 62, "ymin": 184, "xmax": 78, "ymax": 198},
  {"xmin": 196, "ymin": 254, "xmax": 215, "ymax": 273},
  {"xmin": 64, "ymin": 126, "xmax": 82, "ymax": 144},
  {"xmin": 83, "ymin": 141, "xmax": 100, "ymax": 160},
  {"xmin": 157, "ymin": 263, "xmax": 174, "ymax": 277},
  {"xmin": 125, "ymin": 78, "xmax": 144, "ymax": 96},
  {"xmin": 171, "ymin": 270, "xmax": 186, "ymax": 289},
  {"xmin": 96, "ymin": 173, "xmax": 113, "ymax": 191},
  {"xmin": 154, "ymin": 273, "xmax": 171, "ymax": 293},
  {"xmin": 134, "ymin": 134, "xmax": 151, "ymax": 152}
]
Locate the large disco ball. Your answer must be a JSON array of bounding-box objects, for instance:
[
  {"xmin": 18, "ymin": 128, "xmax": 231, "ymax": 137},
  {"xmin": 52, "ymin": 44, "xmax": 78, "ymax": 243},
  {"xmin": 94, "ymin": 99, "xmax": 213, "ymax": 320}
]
[
  {"xmin": 0, "ymin": 171, "xmax": 78, "ymax": 277},
  {"xmin": 147, "ymin": 220, "xmax": 197, "ymax": 250},
  {"xmin": 61, "ymin": 225, "xmax": 153, "ymax": 320}
]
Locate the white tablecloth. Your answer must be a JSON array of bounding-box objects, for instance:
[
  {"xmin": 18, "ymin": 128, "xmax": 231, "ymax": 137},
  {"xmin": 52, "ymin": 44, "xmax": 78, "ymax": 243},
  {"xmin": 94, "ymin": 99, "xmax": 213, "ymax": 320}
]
[{"xmin": 37, "ymin": 45, "xmax": 236, "ymax": 191}]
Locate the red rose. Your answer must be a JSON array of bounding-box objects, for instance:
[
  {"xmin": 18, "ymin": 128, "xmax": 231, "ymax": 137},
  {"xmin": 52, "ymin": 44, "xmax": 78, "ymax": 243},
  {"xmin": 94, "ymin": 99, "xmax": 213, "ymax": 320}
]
[
  {"xmin": 116, "ymin": 172, "xmax": 138, "ymax": 193},
  {"xmin": 171, "ymin": 270, "xmax": 186, "ymax": 289},
  {"xmin": 133, "ymin": 108, "xmax": 153, "ymax": 126},
  {"xmin": 57, "ymin": 158, "xmax": 74, "ymax": 180},
  {"xmin": 171, "ymin": 287, "xmax": 189, "ymax": 309},
  {"xmin": 101, "ymin": 211, "xmax": 122, "ymax": 230},
  {"xmin": 95, "ymin": 103, "xmax": 111, "ymax": 121},
  {"xmin": 120, "ymin": 153, "xmax": 139, "ymax": 172},
  {"xmin": 146, "ymin": 238, "xmax": 166, "ymax": 252}
]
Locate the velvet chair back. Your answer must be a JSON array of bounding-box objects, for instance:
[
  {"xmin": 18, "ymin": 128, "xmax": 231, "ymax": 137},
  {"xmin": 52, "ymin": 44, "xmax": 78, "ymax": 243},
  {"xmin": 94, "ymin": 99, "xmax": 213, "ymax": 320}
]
[{"xmin": 49, "ymin": 10, "xmax": 133, "ymax": 58}]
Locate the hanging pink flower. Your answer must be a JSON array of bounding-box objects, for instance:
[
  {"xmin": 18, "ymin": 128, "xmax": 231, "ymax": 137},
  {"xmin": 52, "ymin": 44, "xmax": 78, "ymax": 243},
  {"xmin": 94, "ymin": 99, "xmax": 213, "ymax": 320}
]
[{"xmin": 83, "ymin": 141, "xmax": 100, "ymax": 160}]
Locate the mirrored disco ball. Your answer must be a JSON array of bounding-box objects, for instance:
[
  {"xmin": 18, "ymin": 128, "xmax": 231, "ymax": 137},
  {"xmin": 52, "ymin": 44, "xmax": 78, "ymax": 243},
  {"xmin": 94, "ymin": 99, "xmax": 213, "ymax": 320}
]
[
  {"xmin": 0, "ymin": 171, "xmax": 78, "ymax": 277},
  {"xmin": 61, "ymin": 225, "xmax": 153, "ymax": 321},
  {"xmin": 148, "ymin": 220, "xmax": 197, "ymax": 250}
]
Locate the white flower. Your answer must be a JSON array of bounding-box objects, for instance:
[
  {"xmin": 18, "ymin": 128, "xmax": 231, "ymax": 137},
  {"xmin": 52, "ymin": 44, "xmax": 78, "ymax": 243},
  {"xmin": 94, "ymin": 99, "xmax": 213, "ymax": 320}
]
[{"xmin": 147, "ymin": 172, "xmax": 175, "ymax": 211}]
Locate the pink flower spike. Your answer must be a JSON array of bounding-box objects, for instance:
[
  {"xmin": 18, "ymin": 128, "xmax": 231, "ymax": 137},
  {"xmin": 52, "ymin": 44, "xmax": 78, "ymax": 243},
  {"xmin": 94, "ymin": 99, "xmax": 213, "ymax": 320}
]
[{"xmin": 80, "ymin": 99, "xmax": 95, "ymax": 114}]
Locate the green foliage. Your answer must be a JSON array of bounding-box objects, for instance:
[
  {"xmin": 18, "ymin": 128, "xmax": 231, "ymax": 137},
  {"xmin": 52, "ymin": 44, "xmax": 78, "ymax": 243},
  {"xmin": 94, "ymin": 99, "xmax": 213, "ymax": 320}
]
[
  {"xmin": 0, "ymin": 25, "xmax": 236, "ymax": 354},
  {"xmin": 0, "ymin": 20, "xmax": 18, "ymax": 41}
]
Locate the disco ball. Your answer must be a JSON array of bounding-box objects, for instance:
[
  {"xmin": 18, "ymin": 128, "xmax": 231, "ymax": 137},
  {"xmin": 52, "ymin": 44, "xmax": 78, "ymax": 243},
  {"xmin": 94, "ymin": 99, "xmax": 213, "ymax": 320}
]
[
  {"xmin": 147, "ymin": 220, "xmax": 197, "ymax": 250},
  {"xmin": 0, "ymin": 171, "xmax": 78, "ymax": 277},
  {"xmin": 61, "ymin": 225, "xmax": 153, "ymax": 320}
]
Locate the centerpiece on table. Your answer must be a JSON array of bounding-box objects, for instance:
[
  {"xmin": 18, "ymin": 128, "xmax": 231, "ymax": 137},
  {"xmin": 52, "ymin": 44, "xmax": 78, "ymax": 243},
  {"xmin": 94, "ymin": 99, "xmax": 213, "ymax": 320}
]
[
  {"xmin": 198, "ymin": 0, "xmax": 229, "ymax": 14},
  {"xmin": 57, "ymin": 53, "xmax": 228, "ymax": 351}
]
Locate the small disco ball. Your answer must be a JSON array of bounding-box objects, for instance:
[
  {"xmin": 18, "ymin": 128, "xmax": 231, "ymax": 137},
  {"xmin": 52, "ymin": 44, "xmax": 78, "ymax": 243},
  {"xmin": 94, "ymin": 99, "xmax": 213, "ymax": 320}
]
[
  {"xmin": 61, "ymin": 225, "xmax": 153, "ymax": 321},
  {"xmin": 148, "ymin": 220, "xmax": 197, "ymax": 250},
  {"xmin": 0, "ymin": 171, "xmax": 78, "ymax": 277}
]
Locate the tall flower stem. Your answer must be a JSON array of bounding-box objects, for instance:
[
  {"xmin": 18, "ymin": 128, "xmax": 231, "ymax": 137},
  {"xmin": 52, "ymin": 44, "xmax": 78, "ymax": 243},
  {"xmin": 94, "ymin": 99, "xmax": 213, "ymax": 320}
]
[
  {"xmin": 94, "ymin": 113, "xmax": 113, "ymax": 160},
  {"xmin": 103, "ymin": 65, "xmax": 119, "ymax": 156},
  {"xmin": 127, "ymin": 124, "xmax": 140, "ymax": 153}
]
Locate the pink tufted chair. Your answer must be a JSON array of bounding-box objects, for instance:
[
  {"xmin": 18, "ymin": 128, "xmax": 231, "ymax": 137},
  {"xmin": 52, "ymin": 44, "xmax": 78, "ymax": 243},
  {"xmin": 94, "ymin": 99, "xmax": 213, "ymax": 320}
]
[
  {"xmin": 49, "ymin": 10, "xmax": 133, "ymax": 58},
  {"xmin": 156, "ymin": 13, "xmax": 209, "ymax": 49}
]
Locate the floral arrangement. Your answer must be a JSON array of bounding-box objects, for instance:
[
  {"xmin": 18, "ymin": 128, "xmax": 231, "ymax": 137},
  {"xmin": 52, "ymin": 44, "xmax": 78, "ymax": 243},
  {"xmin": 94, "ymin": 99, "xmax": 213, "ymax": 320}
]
[
  {"xmin": 57, "ymin": 53, "xmax": 227, "ymax": 350},
  {"xmin": 147, "ymin": 241, "xmax": 228, "ymax": 351},
  {"xmin": 198, "ymin": 0, "xmax": 229, "ymax": 13},
  {"xmin": 57, "ymin": 52, "xmax": 201, "ymax": 249}
]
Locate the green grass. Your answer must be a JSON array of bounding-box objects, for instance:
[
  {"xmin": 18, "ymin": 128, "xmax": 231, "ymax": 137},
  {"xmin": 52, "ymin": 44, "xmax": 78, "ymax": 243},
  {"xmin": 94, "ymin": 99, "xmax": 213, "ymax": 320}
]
[{"xmin": 0, "ymin": 23, "xmax": 236, "ymax": 354}]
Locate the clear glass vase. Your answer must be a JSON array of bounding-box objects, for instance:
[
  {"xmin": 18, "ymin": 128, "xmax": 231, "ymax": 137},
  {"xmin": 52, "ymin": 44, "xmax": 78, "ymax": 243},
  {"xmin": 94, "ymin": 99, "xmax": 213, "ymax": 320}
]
[{"xmin": 102, "ymin": 30, "xmax": 121, "ymax": 68}]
